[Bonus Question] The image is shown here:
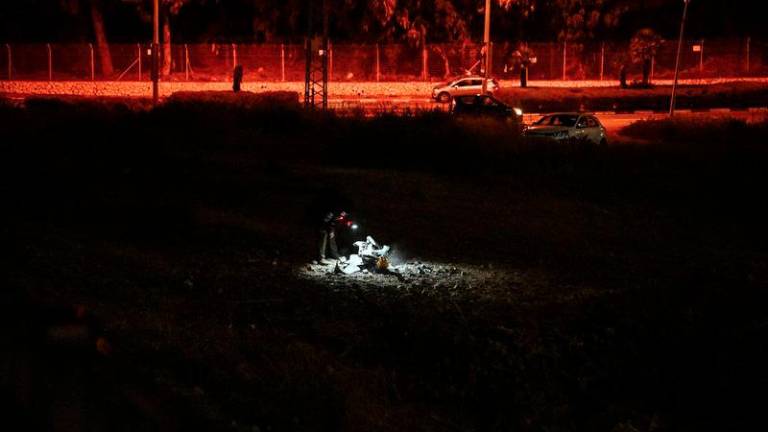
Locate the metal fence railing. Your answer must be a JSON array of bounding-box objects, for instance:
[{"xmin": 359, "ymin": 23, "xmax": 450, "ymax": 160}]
[{"xmin": 1, "ymin": 39, "xmax": 766, "ymax": 82}]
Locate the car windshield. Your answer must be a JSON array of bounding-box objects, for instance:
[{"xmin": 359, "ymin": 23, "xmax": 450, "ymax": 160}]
[{"xmin": 534, "ymin": 114, "xmax": 579, "ymax": 127}]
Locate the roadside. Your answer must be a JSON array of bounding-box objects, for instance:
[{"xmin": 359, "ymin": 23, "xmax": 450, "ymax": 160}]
[{"xmin": 2, "ymin": 77, "xmax": 768, "ymax": 99}]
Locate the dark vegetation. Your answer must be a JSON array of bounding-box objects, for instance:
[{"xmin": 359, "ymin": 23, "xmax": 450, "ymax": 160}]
[
  {"xmin": 497, "ymin": 82, "xmax": 768, "ymax": 113},
  {"xmin": 622, "ymin": 114, "xmax": 768, "ymax": 143},
  {"xmin": 2, "ymin": 94, "xmax": 768, "ymax": 432}
]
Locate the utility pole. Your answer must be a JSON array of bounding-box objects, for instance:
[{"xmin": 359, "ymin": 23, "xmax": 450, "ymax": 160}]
[
  {"xmin": 670, "ymin": 0, "xmax": 691, "ymax": 117},
  {"xmin": 152, "ymin": 0, "xmax": 160, "ymax": 105},
  {"xmin": 482, "ymin": 0, "xmax": 492, "ymax": 94},
  {"xmin": 304, "ymin": 0, "xmax": 328, "ymax": 109}
]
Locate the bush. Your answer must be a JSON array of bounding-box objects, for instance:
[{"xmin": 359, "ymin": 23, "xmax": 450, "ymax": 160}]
[{"xmin": 166, "ymin": 90, "xmax": 300, "ymax": 110}]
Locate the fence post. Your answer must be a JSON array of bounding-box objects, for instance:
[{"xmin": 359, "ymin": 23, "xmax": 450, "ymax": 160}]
[
  {"xmin": 47, "ymin": 43, "xmax": 53, "ymax": 81},
  {"xmin": 5, "ymin": 44, "xmax": 10, "ymax": 81},
  {"xmin": 651, "ymin": 56, "xmax": 655, "ymax": 83},
  {"xmin": 746, "ymin": 37, "xmax": 750, "ymax": 74},
  {"xmin": 549, "ymin": 44, "xmax": 555, "ymax": 79},
  {"xmin": 138, "ymin": 44, "xmax": 142, "ymax": 81},
  {"xmin": 699, "ymin": 39, "xmax": 704, "ymax": 75},
  {"xmin": 599, "ymin": 42, "xmax": 605, "ymax": 81},
  {"xmin": 329, "ymin": 41, "xmax": 334, "ymax": 80},
  {"xmin": 184, "ymin": 44, "xmax": 189, "ymax": 81},
  {"xmin": 280, "ymin": 43, "xmax": 285, "ymax": 81},
  {"xmin": 375, "ymin": 44, "xmax": 381, "ymax": 82},
  {"xmin": 89, "ymin": 43, "xmax": 95, "ymax": 81},
  {"xmin": 421, "ymin": 44, "xmax": 428, "ymax": 81},
  {"xmin": 232, "ymin": 43, "xmax": 238, "ymax": 67},
  {"xmin": 488, "ymin": 42, "xmax": 493, "ymax": 78},
  {"xmin": 562, "ymin": 41, "xmax": 567, "ymax": 80}
]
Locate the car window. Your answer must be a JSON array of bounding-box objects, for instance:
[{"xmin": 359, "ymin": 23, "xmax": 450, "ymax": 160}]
[
  {"xmin": 456, "ymin": 96, "xmax": 476, "ymax": 105},
  {"xmin": 471, "ymin": 79, "xmax": 483, "ymax": 86},
  {"xmin": 456, "ymin": 80, "xmax": 471, "ymax": 87},
  {"xmin": 534, "ymin": 115, "xmax": 578, "ymax": 127},
  {"xmin": 586, "ymin": 117, "xmax": 598, "ymax": 128}
]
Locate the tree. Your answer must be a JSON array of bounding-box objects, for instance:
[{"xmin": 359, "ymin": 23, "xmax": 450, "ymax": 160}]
[
  {"xmin": 88, "ymin": 0, "xmax": 114, "ymax": 76},
  {"xmin": 161, "ymin": 0, "xmax": 190, "ymax": 76},
  {"xmin": 630, "ymin": 27, "xmax": 663, "ymax": 86},
  {"xmin": 553, "ymin": 0, "xmax": 633, "ymax": 42},
  {"xmin": 129, "ymin": 0, "xmax": 193, "ymax": 76},
  {"xmin": 60, "ymin": 0, "xmax": 114, "ymax": 76}
]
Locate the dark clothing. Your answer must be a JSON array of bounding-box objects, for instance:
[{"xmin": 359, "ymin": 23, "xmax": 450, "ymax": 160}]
[
  {"xmin": 520, "ymin": 65, "xmax": 528, "ymax": 88},
  {"xmin": 319, "ymin": 229, "xmax": 339, "ymax": 260},
  {"xmin": 233, "ymin": 65, "xmax": 244, "ymax": 92},
  {"xmin": 318, "ymin": 211, "xmax": 339, "ymax": 260},
  {"xmin": 620, "ymin": 65, "xmax": 628, "ymax": 89}
]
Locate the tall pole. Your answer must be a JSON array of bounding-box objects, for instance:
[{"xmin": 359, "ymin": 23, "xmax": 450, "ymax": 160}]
[
  {"xmin": 322, "ymin": 0, "xmax": 328, "ymax": 110},
  {"xmin": 137, "ymin": 43, "xmax": 142, "ymax": 81},
  {"xmin": 47, "ymin": 43, "xmax": 52, "ymax": 81},
  {"xmin": 5, "ymin": 44, "xmax": 11, "ymax": 81},
  {"xmin": 184, "ymin": 44, "xmax": 190, "ymax": 81},
  {"xmin": 482, "ymin": 0, "xmax": 491, "ymax": 94},
  {"xmin": 304, "ymin": 0, "xmax": 312, "ymax": 108},
  {"xmin": 152, "ymin": 0, "xmax": 160, "ymax": 105},
  {"xmin": 562, "ymin": 41, "xmax": 567, "ymax": 80},
  {"xmin": 599, "ymin": 42, "xmax": 605, "ymax": 81},
  {"xmin": 89, "ymin": 43, "xmax": 95, "ymax": 81},
  {"xmin": 670, "ymin": 0, "xmax": 691, "ymax": 117}
]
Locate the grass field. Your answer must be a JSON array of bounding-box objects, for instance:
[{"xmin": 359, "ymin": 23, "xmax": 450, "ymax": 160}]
[
  {"xmin": 2, "ymin": 96, "xmax": 767, "ymax": 431},
  {"xmin": 496, "ymin": 81, "xmax": 768, "ymax": 112}
]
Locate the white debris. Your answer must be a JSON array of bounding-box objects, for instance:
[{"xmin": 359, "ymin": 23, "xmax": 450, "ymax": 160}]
[
  {"xmin": 353, "ymin": 236, "xmax": 391, "ymax": 263},
  {"xmin": 341, "ymin": 265, "xmax": 361, "ymax": 274},
  {"xmin": 309, "ymin": 236, "xmax": 396, "ymax": 275},
  {"xmin": 347, "ymin": 254, "xmax": 364, "ymax": 267}
]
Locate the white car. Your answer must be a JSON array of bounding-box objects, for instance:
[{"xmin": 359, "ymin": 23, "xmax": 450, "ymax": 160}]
[
  {"xmin": 432, "ymin": 76, "xmax": 500, "ymax": 103},
  {"xmin": 523, "ymin": 113, "xmax": 608, "ymax": 146}
]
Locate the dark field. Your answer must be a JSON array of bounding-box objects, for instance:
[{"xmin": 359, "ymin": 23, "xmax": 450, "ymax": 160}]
[{"xmin": 2, "ymin": 96, "xmax": 768, "ymax": 432}]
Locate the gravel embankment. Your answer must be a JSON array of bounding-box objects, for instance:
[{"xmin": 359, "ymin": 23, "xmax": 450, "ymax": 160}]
[{"xmin": 2, "ymin": 77, "xmax": 767, "ymax": 99}]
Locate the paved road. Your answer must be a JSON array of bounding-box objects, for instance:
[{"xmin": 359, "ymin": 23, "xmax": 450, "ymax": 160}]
[
  {"xmin": 329, "ymin": 98, "xmax": 767, "ymax": 136},
  {"xmin": 535, "ymin": 111, "xmax": 767, "ymax": 140}
]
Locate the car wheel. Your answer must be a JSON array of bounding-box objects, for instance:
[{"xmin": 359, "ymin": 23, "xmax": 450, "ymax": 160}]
[{"xmin": 437, "ymin": 92, "xmax": 451, "ymax": 103}]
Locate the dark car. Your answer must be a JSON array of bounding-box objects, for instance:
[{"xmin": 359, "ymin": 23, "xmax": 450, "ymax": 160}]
[
  {"xmin": 451, "ymin": 94, "xmax": 523, "ymax": 123},
  {"xmin": 523, "ymin": 112, "xmax": 608, "ymax": 146}
]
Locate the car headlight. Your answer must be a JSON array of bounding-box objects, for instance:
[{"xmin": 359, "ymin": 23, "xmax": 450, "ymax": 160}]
[{"xmin": 513, "ymin": 108, "xmax": 523, "ymax": 116}]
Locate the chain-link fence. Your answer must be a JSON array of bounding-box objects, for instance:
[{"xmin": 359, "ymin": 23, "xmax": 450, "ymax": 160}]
[{"xmin": 1, "ymin": 39, "xmax": 766, "ymax": 82}]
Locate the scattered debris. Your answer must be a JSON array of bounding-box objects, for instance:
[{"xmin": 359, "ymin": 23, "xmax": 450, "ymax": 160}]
[{"xmin": 302, "ymin": 236, "xmax": 513, "ymax": 293}]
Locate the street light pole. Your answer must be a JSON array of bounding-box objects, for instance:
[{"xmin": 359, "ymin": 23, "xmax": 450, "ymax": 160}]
[
  {"xmin": 482, "ymin": 0, "xmax": 492, "ymax": 94},
  {"xmin": 152, "ymin": 0, "xmax": 160, "ymax": 105},
  {"xmin": 670, "ymin": 0, "xmax": 691, "ymax": 117}
]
